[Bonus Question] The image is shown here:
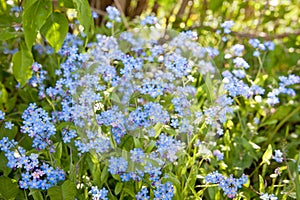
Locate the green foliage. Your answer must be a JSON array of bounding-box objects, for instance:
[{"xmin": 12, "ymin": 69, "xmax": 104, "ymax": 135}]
[
  {"xmin": 12, "ymin": 43, "xmax": 33, "ymax": 86},
  {"xmin": 22, "ymin": 0, "xmax": 52, "ymax": 49},
  {"xmin": 0, "ymin": 176, "xmax": 20, "ymax": 200},
  {"xmin": 73, "ymin": 0, "xmax": 94, "ymax": 37},
  {"xmin": 0, "ymin": 0, "xmax": 299, "ymax": 200},
  {"xmin": 48, "ymin": 180, "xmax": 77, "ymax": 200},
  {"xmin": 41, "ymin": 12, "xmax": 69, "ymax": 52}
]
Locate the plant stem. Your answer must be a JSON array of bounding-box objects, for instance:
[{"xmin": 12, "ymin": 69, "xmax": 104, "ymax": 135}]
[{"xmin": 265, "ymin": 105, "xmax": 300, "ymax": 145}]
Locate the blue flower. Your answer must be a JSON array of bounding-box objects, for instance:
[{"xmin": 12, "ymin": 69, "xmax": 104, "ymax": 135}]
[
  {"xmin": 108, "ymin": 157, "xmax": 128, "ymax": 174},
  {"xmin": 264, "ymin": 41, "xmax": 275, "ymax": 51},
  {"xmin": 221, "ymin": 21, "xmax": 234, "ymax": 34},
  {"xmin": 136, "ymin": 187, "xmax": 149, "ymax": 200},
  {"xmin": 21, "ymin": 103, "xmax": 56, "ymax": 150},
  {"xmin": 62, "ymin": 129, "xmax": 77, "ymax": 143},
  {"xmin": 249, "ymin": 38, "xmax": 260, "ymax": 48},
  {"xmin": 260, "ymin": 193, "xmax": 278, "ymax": 200},
  {"xmin": 130, "ymin": 148, "xmax": 145, "ymax": 163},
  {"xmin": 106, "ymin": 6, "xmax": 121, "ymax": 22},
  {"xmin": 140, "ymin": 16, "xmax": 158, "ymax": 25},
  {"xmin": 273, "ymin": 149, "xmax": 283, "ymax": 163},
  {"xmin": 4, "ymin": 121, "xmax": 14, "ymax": 130},
  {"xmin": 213, "ymin": 150, "xmax": 224, "ymax": 161},
  {"xmin": 156, "ymin": 134, "xmax": 184, "ymax": 162},
  {"xmin": 230, "ymin": 44, "xmax": 244, "ymax": 56},
  {"xmin": 205, "ymin": 172, "xmax": 248, "ymax": 198},
  {"xmin": 153, "ymin": 181, "xmax": 174, "ymax": 200},
  {"xmin": 233, "ymin": 57, "xmax": 250, "ymax": 69},
  {"xmin": 89, "ymin": 186, "xmax": 108, "ymax": 200},
  {"xmin": 0, "ymin": 110, "xmax": 5, "ymax": 120}
]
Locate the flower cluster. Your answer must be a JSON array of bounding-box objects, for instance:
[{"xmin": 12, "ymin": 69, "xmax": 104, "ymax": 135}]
[
  {"xmin": 21, "ymin": 103, "xmax": 56, "ymax": 150},
  {"xmin": 105, "ymin": 6, "xmax": 121, "ymax": 28},
  {"xmin": 217, "ymin": 20, "xmax": 235, "ymax": 41},
  {"xmin": 89, "ymin": 186, "xmax": 108, "ymax": 200},
  {"xmin": 28, "ymin": 62, "xmax": 47, "ymax": 98},
  {"xmin": 273, "ymin": 149, "xmax": 283, "ymax": 163},
  {"xmin": 205, "ymin": 171, "xmax": 248, "ymax": 198},
  {"xmin": 249, "ymin": 38, "xmax": 275, "ymax": 57},
  {"xmin": 267, "ymin": 74, "xmax": 300, "ymax": 105},
  {"xmin": 213, "ymin": 149, "xmax": 224, "ymax": 161},
  {"xmin": 140, "ymin": 15, "xmax": 158, "ymax": 26},
  {"xmin": 0, "ymin": 137, "xmax": 65, "ymax": 190},
  {"xmin": 260, "ymin": 193, "xmax": 278, "ymax": 200}
]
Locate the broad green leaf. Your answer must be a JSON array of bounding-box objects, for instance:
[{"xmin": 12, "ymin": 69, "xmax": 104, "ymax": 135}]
[
  {"xmin": 101, "ymin": 166, "xmax": 109, "ymax": 183},
  {"xmin": 61, "ymin": 180, "xmax": 77, "ymax": 200},
  {"xmin": 53, "ymin": 142, "xmax": 62, "ymax": 161},
  {"xmin": 29, "ymin": 189, "xmax": 44, "ymax": 200},
  {"xmin": 41, "ymin": 12, "xmax": 68, "ymax": 52},
  {"xmin": 22, "ymin": 0, "xmax": 52, "ymax": 49},
  {"xmin": 208, "ymin": 0, "xmax": 223, "ymax": 12},
  {"xmin": 48, "ymin": 186, "xmax": 62, "ymax": 200},
  {"xmin": 58, "ymin": 0, "xmax": 75, "ymax": 8},
  {"xmin": 0, "ymin": 125, "xmax": 18, "ymax": 140},
  {"xmin": 5, "ymin": 95, "xmax": 17, "ymax": 113},
  {"xmin": 123, "ymin": 185, "xmax": 135, "ymax": 198},
  {"xmin": 262, "ymin": 144, "xmax": 272, "ymax": 165},
  {"xmin": 110, "ymin": 92, "xmax": 121, "ymax": 104},
  {"xmin": 0, "ymin": 153, "xmax": 12, "ymax": 176},
  {"xmin": 73, "ymin": 0, "xmax": 94, "ymax": 36},
  {"xmin": 114, "ymin": 182, "xmax": 123, "ymax": 195},
  {"xmin": 0, "ymin": 28, "xmax": 19, "ymax": 40},
  {"xmin": 0, "ymin": 0, "xmax": 7, "ymax": 14},
  {"xmin": 48, "ymin": 180, "xmax": 76, "ymax": 200},
  {"xmin": 0, "ymin": 176, "xmax": 19, "ymax": 199},
  {"xmin": 12, "ymin": 46, "xmax": 33, "ymax": 86}
]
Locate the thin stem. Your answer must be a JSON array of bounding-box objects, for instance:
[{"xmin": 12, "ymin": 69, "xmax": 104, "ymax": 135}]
[
  {"xmin": 265, "ymin": 105, "xmax": 300, "ymax": 145},
  {"xmin": 255, "ymin": 55, "xmax": 263, "ymax": 81},
  {"xmin": 46, "ymin": 96, "xmax": 56, "ymax": 112},
  {"xmin": 249, "ymin": 162, "xmax": 263, "ymax": 178},
  {"xmin": 24, "ymin": 190, "xmax": 28, "ymax": 200}
]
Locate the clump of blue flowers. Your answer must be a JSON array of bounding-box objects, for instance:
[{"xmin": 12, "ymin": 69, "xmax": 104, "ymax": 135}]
[{"xmin": 205, "ymin": 171, "xmax": 248, "ymax": 198}]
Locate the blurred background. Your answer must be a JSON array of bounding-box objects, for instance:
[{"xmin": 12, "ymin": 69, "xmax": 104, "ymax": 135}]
[{"xmin": 89, "ymin": 0, "xmax": 300, "ymax": 75}]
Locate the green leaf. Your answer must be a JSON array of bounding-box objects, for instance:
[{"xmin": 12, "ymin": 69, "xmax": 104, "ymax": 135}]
[
  {"xmin": 5, "ymin": 95, "xmax": 17, "ymax": 113},
  {"xmin": 12, "ymin": 45, "xmax": 33, "ymax": 86},
  {"xmin": 41, "ymin": 12, "xmax": 68, "ymax": 52},
  {"xmin": 58, "ymin": 0, "xmax": 75, "ymax": 8},
  {"xmin": 0, "ymin": 28, "xmax": 19, "ymax": 41},
  {"xmin": 61, "ymin": 180, "xmax": 77, "ymax": 200},
  {"xmin": 29, "ymin": 189, "xmax": 44, "ymax": 200},
  {"xmin": 22, "ymin": 0, "xmax": 52, "ymax": 49},
  {"xmin": 123, "ymin": 185, "xmax": 135, "ymax": 198},
  {"xmin": 259, "ymin": 175, "xmax": 265, "ymax": 193},
  {"xmin": 0, "ymin": 176, "xmax": 19, "ymax": 200},
  {"xmin": 0, "ymin": 82, "xmax": 8, "ymax": 105},
  {"xmin": 115, "ymin": 182, "xmax": 123, "ymax": 195},
  {"xmin": 73, "ymin": 0, "xmax": 94, "ymax": 36},
  {"xmin": 262, "ymin": 144, "xmax": 273, "ymax": 165},
  {"xmin": 0, "ymin": 0, "xmax": 7, "ymax": 14},
  {"xmin": 0, "ymin": 153, "xmax": 12, "ymax": 176},
  {"xmin": 101, "ymin": 166, "xmax": 109, "ymax": 183},
  {"xmin": 110, "ymin": 92, "xmax": 121, "ymax": 104},
  {"xmin": 48, "ymin": 180, "xmax": 76, "ymax": 200},
  {"xmin": 0, "ymin": 125, "xmax": 18, "ymax": 140},
  {"xmin": 53, "ymin": 142, "xmax": 62, "ymax": 162}
]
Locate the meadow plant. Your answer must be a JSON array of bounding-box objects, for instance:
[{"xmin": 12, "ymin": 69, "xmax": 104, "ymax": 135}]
[{"xmin": 0, "ymin": 4, "xmax": 299, "ymax": 200}]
